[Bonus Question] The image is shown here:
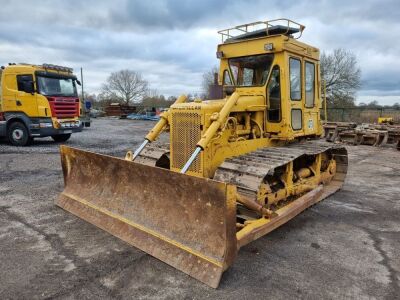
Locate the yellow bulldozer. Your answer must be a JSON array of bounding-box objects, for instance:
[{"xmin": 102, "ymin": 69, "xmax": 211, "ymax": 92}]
[{"xmin": 56, "ymin": 19, "xmax": 348, "ymax": 288}]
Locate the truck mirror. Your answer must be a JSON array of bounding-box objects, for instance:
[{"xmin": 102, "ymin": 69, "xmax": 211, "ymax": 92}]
[{"xmin": 76, "ymin": 79, "xmax": 82, "ymax": 86}]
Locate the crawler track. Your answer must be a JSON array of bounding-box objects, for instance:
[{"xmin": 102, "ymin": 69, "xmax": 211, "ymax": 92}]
[
  {"xmin": 138, "ymin": 141, "xmax": 348, "ymax": 214},
  {"xmin": 214, "ymin": 141, "xmax": 348, "ymax": 201}
]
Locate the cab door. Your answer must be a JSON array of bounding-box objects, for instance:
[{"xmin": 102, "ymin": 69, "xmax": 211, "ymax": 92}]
[
  {"xmin": 1, "ymin": 73, "xmax": 18, "ymax": 111},
  {"xmin": 265, "ymin": 65, "xmax": 282, "ymax": 133},
  {"xmin": 288, "ymin": 56, "xmax": 304, "ymax": 135},
  {"xmin": 303, "ymin": 60, "xmax": 318, "ymax": 135},
  {"xmin": 15, "ymin": 74, "xmax": 38, "ymax": 116}
]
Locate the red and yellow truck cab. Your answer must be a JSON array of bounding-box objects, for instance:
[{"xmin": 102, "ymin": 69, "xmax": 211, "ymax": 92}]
[{"xmin": 0, "ymin": 63, "xmax": 83, "ymax": 146}]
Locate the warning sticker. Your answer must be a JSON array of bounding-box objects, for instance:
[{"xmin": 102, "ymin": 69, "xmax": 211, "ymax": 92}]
[{"xmin": 308, "ymin": 119, "xmax": 314, "ymax": 129}]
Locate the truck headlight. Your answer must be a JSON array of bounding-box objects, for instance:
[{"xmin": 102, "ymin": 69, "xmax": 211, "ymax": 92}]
[{"xmin": 39, "ymin": 122, "xmax": 53, "ymax": 128}]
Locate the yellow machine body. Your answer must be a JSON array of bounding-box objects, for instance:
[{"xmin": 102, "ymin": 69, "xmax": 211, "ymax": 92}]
[
  {"xmin": 57, "ymin": 19, "xmax": 348, "ymax": 288},
  {"xmin": 378, "ymin": 117, "xmax": 394, "ymax": 124},
  {"xmin": 163, "ymin": 32, "xmax": 323, "ymax": 178}
]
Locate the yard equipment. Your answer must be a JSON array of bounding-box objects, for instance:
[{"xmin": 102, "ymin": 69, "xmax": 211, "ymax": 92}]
[
  {"xmin": 323, "ymin": 121, "xmax": 357, "ymax": 142},
  {"xmin": 56, "ymin": 19, "xmax": 348, "ymax": 288},
  {"xmin": 338, "ymin": 124, "xmax": 389, "ymax": 146},
  {"xmin": 325, "ymin": 121, "xmax": 400, "ymax": 149},
  {"xmin": 378, "ymin": 117, "xmax": 394, "ymax": 124},
  {"xmin": 0, "ymin": 63, "xmax": 83, "ymax": 145},
  {"xmin": 375, "ymin": 118, "xmax": 400, "ymax": 149}
]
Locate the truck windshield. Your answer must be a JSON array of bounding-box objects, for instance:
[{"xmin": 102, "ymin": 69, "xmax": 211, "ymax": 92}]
[
  {"xmin": 37, "ymin": 76, "xmax": 77, "ymax": 97},
  {"xmin": 229, "ymin": 54, "xmax": 274, "ymax": 86}
]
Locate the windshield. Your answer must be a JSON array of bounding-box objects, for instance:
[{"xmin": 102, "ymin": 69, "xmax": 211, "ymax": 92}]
[
  {"xmin": 228, "ymin": 54, "xmax": 274, "ymax": 86},
  {"xmin": 37, "ymin": 76, "xmax": 77, "ymax": 97}
]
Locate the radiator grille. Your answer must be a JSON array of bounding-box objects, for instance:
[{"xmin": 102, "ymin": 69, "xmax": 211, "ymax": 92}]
[
  {"xmin": 47, "ymin": 97, "xmax": 79, "ymax": 118},
  {"xmin": 171, "ymin": 112, "xmax": 202, "ymax": 173}
]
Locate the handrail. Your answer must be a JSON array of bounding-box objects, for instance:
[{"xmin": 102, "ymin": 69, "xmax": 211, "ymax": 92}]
[{"xmin": 217, "ymin": 18, "xmax": 305, "ymax": 43}]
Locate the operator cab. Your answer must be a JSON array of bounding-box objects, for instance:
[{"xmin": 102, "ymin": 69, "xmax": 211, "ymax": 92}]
[{"xmin": 214, "ymin": 19, "xmax": 321, "ymax": 138}]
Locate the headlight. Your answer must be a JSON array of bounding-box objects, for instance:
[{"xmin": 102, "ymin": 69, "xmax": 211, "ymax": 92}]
[
  {"xmin": 39, "ymin": 122, "xmax": 53, "ymax": 128},
  {"xmin": 264, "ymin": 43, "xmax": 274, "ymax": 51}
]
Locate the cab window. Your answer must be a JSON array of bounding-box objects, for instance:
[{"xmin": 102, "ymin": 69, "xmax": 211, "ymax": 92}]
[
  {"xmin": 305, "ymin": 62, "xmax": 315, "ymax": 107},
  {"xmin": 267, "ymin": 65, "xmax": 281, "ymax": 122},
  {"xmin": 223, "ymin": 70, "xmax": 232, "ymax": 85},
  {"xmin": 291, "ymin": 109, "xmax": 302, "ymax": 130},
  {"xmin": 17, "ymin": 74, "xmax": 34, "ymax": 92},
  {"xmin": 229, "ymin": 54, "xmax": 274, "ymax": 86},
  {"xmin": 289, "ymin": 58, "xmax": 301, "ymax": 100}
]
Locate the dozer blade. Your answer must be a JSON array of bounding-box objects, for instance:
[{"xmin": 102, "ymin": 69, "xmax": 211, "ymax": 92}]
[{"xmin": 56, "ymin": 146, "xmax": 237, "ymax": 288}]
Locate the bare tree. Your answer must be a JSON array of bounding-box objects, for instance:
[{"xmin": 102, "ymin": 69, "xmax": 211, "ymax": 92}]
[
  {"xmin": 95, "ymin": 91, "xmax": 115, "ymax": 109},
  {"xmin": 101, "ymin": 70, "xmax": 148, "ymax": 105},
  {"xmin": 321, "ymin": 48, "xmax": 361, "ymax": 107},
  {"xmin": 78, "ymin": 91, "xmax": 97, "ymax": 102},
  {"xmin": 201, "ymin": 66, "xmax": 219, "ymax": 98}
]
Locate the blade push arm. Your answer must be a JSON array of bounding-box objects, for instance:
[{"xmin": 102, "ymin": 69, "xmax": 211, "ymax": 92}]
[
  {"xmin": 129, "ymin": 95, "xmax": 188, "ymax": 161},
  {"xmin": 181, "ymin": 92, "xmax": 240, "ymax": 173},
  {"xmin": 145, "ymin": 94, "xmax": 188, "ymax": 142}
]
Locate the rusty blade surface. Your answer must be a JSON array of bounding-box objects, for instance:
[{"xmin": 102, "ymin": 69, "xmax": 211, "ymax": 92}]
[{"xmin": 56, "ymin": 146, "xmax": 237, "ymax": 288}]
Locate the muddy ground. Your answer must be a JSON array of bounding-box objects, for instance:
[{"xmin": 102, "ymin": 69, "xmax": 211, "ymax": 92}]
[{"xmin": 0, "ymin": 118, "xmax": 399, "ymax": 299}]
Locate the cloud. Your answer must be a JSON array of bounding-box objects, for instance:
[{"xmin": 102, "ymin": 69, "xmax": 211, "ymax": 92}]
[{"xmin": 0, "ymin": 0, "xmax": 399, "ymax": 103}]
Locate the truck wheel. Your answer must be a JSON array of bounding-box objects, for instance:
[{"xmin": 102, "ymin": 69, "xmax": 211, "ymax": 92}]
[
  {"xmin": 52, "ymin": 134, "xmax": 71, "ymax": 142},
  {"xmin": 7, "ymin": 122, "xmax": 32, "ymax": 146},
  {"xmin": 84, "ymin": 122, "xmax": 91, "ymax": 127}
]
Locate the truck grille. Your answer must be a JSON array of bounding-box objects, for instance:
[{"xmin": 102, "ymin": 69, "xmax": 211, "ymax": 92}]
[
  {"xmin": 171, "ymin": 112, "xmax": 202, "ymax": 173},
  {"xmin": 47, "ymin": 97, "xmax": 79, "ymax": 118}
]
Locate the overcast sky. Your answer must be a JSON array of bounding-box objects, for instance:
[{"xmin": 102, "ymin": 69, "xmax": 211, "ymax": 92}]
[{"xmin": 1, "ymin": 0, "xmax": 399, "ymax": 105}]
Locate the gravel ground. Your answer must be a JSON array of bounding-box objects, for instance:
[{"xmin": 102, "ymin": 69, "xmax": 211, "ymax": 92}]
[{"xmin": 0, "ymin": 118, "xmax": 399, "ymax": 299}]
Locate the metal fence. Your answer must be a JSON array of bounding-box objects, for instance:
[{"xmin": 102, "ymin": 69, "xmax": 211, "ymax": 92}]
[{"xmin": 321, "ymin": 108, "xmax": 400, "ymax": 123}]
